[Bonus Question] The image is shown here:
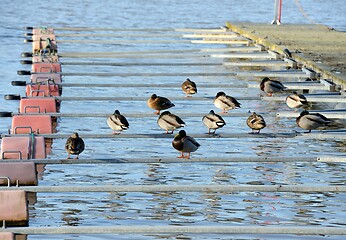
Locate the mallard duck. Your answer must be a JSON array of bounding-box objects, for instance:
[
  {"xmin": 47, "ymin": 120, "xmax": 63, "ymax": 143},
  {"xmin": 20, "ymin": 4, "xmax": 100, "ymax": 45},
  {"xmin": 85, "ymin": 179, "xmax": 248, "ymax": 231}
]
[
  {"xmin": 260, "ymin": 77, "xmax": 287, "ymax": 96},
  {"xmin": 157, "ymin": 111, "xmax": 185, "ymax": 134},
  {"xmin": 246, "ymin": 112, "xmax": 266, "ymax": 134},
  {"xmin": 296, "ymin": 110, "xmax": 331, "ymax": 133},
  {"xmin": 107, "ymin": 110, "xmax": 129, "ymax": 134},
  {"xmin": 213, "ymin": 91, "xmax": 241, "ymax": 113},
  {"xmin": 202, "ymin": 110, "xmax": 226, "ymax": 135},
  {"xmin": 182, "ymin": 78, "xmax": 197, "ymax": 97},
  {"xmin": 286, "ymin": 91, "xmax": 308, "ymax": 109},
  {"xmin": 147, "ymin": 94, "xmax": 175, "ymax": 115},
  {"xmin": 65, "ymin": 132, "xmax": 85, "ymax": 159},
  {"xmin": 172, "ymin": 130, "xmax": 200, "ymax": 159}
]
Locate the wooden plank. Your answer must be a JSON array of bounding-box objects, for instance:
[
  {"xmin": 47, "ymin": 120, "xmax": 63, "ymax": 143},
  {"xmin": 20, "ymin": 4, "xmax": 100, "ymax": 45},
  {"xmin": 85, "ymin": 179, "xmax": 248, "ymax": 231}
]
[{"xmin": 2, "ymin": 225, "xmax": 346, "ymax": 235}]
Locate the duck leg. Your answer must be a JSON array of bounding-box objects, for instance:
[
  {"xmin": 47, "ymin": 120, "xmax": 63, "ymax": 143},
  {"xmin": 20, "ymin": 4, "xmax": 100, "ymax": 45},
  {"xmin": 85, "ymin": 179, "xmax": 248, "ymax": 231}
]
[{"xmin": 177, "ymin": 152, "xmax": 185, "ymax": 158}]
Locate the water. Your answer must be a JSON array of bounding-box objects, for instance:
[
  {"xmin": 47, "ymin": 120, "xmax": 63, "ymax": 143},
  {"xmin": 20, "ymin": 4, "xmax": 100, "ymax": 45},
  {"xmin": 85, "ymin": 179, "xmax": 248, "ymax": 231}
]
[{"xmin": 0, "ymin": 0, "xmax": 346, "ymax": 239}]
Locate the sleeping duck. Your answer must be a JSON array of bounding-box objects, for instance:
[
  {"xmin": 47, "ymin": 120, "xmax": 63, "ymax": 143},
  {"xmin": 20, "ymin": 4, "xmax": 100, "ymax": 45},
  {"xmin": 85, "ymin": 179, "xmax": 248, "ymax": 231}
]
[
  {"xmin": 181, "ymin": 78, "xmax": 197, "ymax": 97},
  {"xmin": 296, "ymin": 110, "xmax": 331, "ymax": 133},
  {"xmin": 202, "ymin": 110, "xmax": 226, "ymax": 135},
  {"xmin": 157, "ymin": 111, "xmax": 185, "ymax": 134},
  {"xmin": 147, "ymin": 94, "xmax": 175, "ymax": 115},
  {"xmin": 286, "ymin": 91, "xmax": 309, "ymax": 109},
  {"xmin": 213, "ymin": 91, "xmax": 241, "ymax": 113},
  {"xmin": 172, "ymin": 130, "xmax": 200, "ymax": 159},
  {"xmin": 260, "ymin": 77, "xmax": 287, "ymax": 96},
  {"xmin": 107, "ymin": 110, "xmax": 129, "ymax": 134},
  {"xmin": 246, "ymin": 112, "xmax": 266, "ymax": 134},
  {"xmin": 65, "ymin": 132, "xmax": 85, "ymax": 159}
]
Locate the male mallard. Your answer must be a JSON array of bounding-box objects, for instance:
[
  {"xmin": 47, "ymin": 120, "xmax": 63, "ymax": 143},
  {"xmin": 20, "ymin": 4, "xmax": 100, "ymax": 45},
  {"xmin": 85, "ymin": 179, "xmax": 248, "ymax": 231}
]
[
  {"xmin": 296, "ymin": 110, "xmax": 331, "ymax": 133},
  {"xmin": 157, "ymin": 111, "xmax": 185, "ymax": 134},
  {"xmin": 107, "ymin": 110, "xmax": 129, "ymax": 134},
  {"xmin": 172, "ymin": 130, "xmax": 200, "ymax": 159},
  {"xmin": 286, "ymin": 91, "xmax": 308, "ymax": 109},
  {"xmin": 260, "ymin": 77, "xmax": 287, "ymax": 96},
  {"xmin": 65, "ymin": 132, "xmax": 85, "ymax": 159},
  {"xmin": 181, "ymin": 78, "xmax": 197, "ymax": 97},
  {"xmin": 147, "ymin": 94, "xmax": 175, "ymax": 115},
  {"xmin": 213, "ymin": 91, "xmax": 241, "ymax": 113},
  {"xmin": 202, "ymin": 110, "xmax": 226, "ymax": 135},
  {"xmin": 246, "ymin": 112, "xmax": 266, "ymax": 134}
]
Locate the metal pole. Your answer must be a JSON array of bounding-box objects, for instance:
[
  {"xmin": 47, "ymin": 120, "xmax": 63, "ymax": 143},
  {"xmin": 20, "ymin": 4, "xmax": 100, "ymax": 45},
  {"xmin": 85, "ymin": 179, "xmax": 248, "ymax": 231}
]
[
  {"xmin": 271, "ymin": 0, "xmax": 282, "ymax": 25},
  {"xmin": 278, "ymin": 0, "xmax": 283, "ymax": 24}
]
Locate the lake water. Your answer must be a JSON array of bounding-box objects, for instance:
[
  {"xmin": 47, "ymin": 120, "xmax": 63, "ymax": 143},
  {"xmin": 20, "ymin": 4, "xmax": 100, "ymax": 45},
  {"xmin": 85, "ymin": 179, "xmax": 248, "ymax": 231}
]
[{"xmin": 0, "ymin": 0, "xmax": 345, "ymax": 239}]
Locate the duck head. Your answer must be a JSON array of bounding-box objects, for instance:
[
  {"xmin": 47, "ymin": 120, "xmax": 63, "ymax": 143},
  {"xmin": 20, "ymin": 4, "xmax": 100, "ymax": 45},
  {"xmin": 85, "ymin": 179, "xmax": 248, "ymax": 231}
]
[
  {"xmin": 215, "ymin": 92, "xmax": 226, "ymax": 98},
  {"xmin": 71, "ymin": 132, "xmax": 79, "ymax": 138},
  {"xmin": 160, "ymin": 111, "xmax": 171, "ymax": 116},
  {"xmin": 300, "ymin": 110, "xmax": 310, "ymax": 116}
]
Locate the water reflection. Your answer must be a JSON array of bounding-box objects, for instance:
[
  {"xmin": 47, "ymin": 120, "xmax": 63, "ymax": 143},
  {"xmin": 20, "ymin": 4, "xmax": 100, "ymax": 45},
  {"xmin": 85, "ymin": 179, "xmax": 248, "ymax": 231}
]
[{"xmin": 61, "ymin": 208, "xmax": 82, "ymax": 226}]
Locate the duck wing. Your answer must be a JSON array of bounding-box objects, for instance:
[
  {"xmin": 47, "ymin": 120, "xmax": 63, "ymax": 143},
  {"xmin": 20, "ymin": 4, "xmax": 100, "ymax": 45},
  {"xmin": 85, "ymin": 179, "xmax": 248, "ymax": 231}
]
[
  {"xmin": 157, "ymin": 97, "xmax": 175, "ymax": 108},
  {"xmin": 306, "ymin": 113, "xmax": 331, "ymax": 124},
  {"xmin": 269, "ymin": 80, "xmax": 287, "ymax": 91},
  {"xmin": 160, "ymin": 114, "xmax": 185, "ymax": 127},
  {"xmin": 222, "ymin": 95, "xmax": 241, "ymax": 108}
]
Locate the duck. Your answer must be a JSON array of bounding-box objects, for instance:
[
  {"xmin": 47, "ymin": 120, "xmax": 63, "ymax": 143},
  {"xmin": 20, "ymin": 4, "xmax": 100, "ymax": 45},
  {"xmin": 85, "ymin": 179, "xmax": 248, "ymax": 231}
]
[
  {"xmin": 147, "ymin": 94, "xmax": 175, "ymax": 115},
  {"xmin": 65, "ymin": 132, "xmax": 85, "ymax": 159},
  {"xmin": 107, "ymin": 110, "xmax": 129, "ymax": 134},
  {"xmin": 213, "ymin": 91, "xmax": 241, "ymax": 113},
  {"xmin": 260, "ymin": 77, "xmax": 287, "ymax": 96},
  {"xmin": 172, "ymin": 130, "xmax": 200, "ymax": 159},
  {"xmin": 286, "ymin": 91, "xmax": 308, "ymax": 109},
  {"xmin": 296, "ymin": 110, "xmax": 331, "ymax": 133},
  {"xmin": 246, "ymin": 112, "xmax": 266, "ymax": 134},
  {"xmin": 157, "ymin": 111, "xmax": 185, "ymax": 134},
  {"xmin": 202, "ymin": 110, "xmax": 226, "ymax": 135},
  {"xmin": 181, "ymin": 78, "xmax": 197, "ymax": 97}
]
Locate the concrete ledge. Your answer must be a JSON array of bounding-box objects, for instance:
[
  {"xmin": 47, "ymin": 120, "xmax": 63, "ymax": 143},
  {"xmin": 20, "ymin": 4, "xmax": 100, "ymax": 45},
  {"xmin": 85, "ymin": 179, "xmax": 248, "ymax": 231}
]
[{"xmin": 226, "ymin": 22, "xmax": 346, "ymax": 87}]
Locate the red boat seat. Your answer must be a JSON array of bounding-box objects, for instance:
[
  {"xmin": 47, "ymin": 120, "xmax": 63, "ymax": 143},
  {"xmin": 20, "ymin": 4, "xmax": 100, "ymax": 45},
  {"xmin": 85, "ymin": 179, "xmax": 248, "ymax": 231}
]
[
  {"xmin": 19, "ymin": 98, "xmax": 57, "ymax": 113},
  {"xmin": 32, "ymin": 34, "xmax": 56, "ymax": 41},
  {"xmin": 32, "ymin": 55, "xmax": 59, "ymax": 63},
  {"xmin": 31, "ymin": 73, "xmax": 62, "ymax": 84},
  {"xmin": 32, "ymin": 62, "xmax": 61, "ymax": 73},
  {"xmin": 1, "ymin": 136, "xmax": 46, "ymax": 160},
  {"xmin": 0, "ymin": 190, "xmax": 28, "ymax": 227},
  {"xmin": 26, "ymin": 84, "xmax": 61, "ymax": 97},
  {"xmin": 32, "ymin": 35, "xmax": 57, "ymax": 54},
  {"xmin": 31, "ymin": 28, "xmax": 54, "ymax": 35},
  {"xmin": 0, "ymin": 162, "xmax": 38, "ymax": 186},
  {"xmin": 11, "ymin": 115, "xmax": 53, "ymax": 134},
  {"xmin": 0, "ymin": 232, "xmax": 15, "ymax": 240}
]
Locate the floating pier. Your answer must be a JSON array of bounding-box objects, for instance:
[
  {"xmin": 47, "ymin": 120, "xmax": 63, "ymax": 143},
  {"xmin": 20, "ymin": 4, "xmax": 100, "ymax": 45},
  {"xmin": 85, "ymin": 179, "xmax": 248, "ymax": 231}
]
[{"xmin": 1, "ymin": 23, "xmax": 346, "ymax": 238}]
